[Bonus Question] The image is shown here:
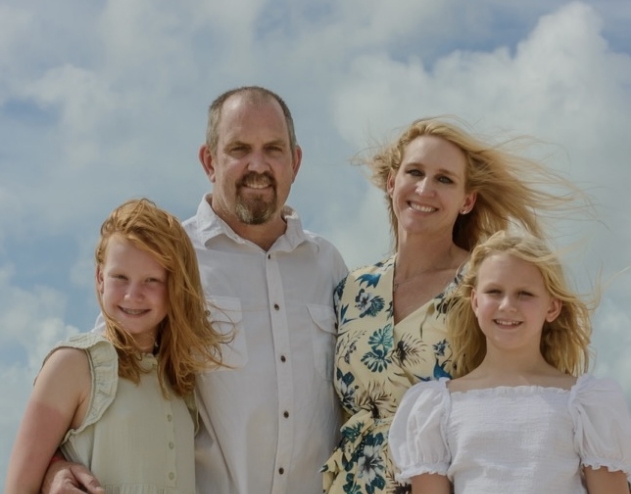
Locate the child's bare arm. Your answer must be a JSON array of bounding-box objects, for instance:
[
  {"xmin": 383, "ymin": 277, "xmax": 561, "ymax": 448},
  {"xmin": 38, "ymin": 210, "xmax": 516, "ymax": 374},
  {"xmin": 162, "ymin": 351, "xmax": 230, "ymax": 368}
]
[
  {"xmin": 411, "ymin": 473, "xmax": 451, "ymax": 494},
  {"xmin": 4, "ymin": 348, "xmax": 92, "ymax": 494},
  {"xmin": 583, "ymin": 466, "xmax": 629, "ymax": 494}
]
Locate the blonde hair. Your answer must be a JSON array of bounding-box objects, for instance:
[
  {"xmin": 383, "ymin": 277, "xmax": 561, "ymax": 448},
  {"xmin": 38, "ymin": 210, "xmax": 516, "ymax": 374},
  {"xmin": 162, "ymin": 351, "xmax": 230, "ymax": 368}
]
[
  {"xmin": 362, "ymin": 116, "xmax": 582, "ymax": 251},
  {"xmin": 448, "ymin": 230, "xmax": 592, "ymax": 377},
  {"xmin": 95, "ymin": 198, "xmax": 228, "ymax": 397}
]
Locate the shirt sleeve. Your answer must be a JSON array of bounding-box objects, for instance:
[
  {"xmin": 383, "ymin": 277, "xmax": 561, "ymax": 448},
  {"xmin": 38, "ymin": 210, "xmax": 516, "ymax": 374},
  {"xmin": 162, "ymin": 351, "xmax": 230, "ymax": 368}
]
[
  {"xmin": 570, "ymin": 375, "xmax": 631, "ymax": 480},
  {"xmin": 389, "ymin": 379, "xmax": 451, "ymax": 481}
]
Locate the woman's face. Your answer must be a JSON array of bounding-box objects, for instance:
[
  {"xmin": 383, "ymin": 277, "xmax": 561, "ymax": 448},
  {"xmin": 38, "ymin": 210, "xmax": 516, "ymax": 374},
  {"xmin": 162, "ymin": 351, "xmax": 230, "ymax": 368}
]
[{"xmin": 387, "ymin": 135, "xmax": 476, "ymax": 240}]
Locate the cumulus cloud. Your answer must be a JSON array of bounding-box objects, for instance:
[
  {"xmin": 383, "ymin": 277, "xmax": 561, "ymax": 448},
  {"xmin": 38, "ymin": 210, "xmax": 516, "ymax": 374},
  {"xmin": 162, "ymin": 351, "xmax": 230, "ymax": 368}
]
[
  {"xmin": 1, "ymin": 0, "xmax": 630, "ymax": 485},
  {"xmin": 0, "ymin": 265, "xmax": 79, "ymax": 477}
]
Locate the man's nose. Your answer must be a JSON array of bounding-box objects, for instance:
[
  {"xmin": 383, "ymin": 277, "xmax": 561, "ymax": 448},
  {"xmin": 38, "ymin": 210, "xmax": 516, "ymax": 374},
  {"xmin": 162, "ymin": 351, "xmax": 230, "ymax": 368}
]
[{"xmin": 247, "ymin": 150, "xmax": 270, "ymax": 172}]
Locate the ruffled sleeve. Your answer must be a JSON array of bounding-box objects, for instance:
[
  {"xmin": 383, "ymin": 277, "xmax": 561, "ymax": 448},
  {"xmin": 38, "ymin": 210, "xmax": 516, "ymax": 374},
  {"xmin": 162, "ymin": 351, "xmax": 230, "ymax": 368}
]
[
  {"xmin": 389, "ymin": 378, "xmax": 451, "ymax": 480},
  {"xmin": 41, "ymin": 333, "xmax": 119, "ymax": 442},
  {"xmin": 570, "ymin": 374, "xmax": 631, "ymax": 480}
]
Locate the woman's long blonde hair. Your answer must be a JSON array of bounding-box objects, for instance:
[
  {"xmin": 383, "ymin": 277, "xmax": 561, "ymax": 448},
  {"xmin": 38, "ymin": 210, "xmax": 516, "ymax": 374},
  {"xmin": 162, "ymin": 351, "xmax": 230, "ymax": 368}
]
[
  {"xmin": 362, "ymin": 116, "xmax": 585, "ymax": 251},
  {"xmin": 95, "ymin": 198, "xmax": 229, "ymax": 397},
  {"xmin": 448, "ymin": 230, "xmax": 592, "ymax": 378}
]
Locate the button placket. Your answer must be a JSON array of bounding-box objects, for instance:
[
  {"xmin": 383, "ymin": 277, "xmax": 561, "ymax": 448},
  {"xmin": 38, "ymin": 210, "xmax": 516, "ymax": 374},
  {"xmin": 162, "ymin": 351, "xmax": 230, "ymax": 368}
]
[
  {"xmin": 163, "ymin": 398, "xmax": 177, "ymax": 487},
  {"xmin": 265, "ymin": 250, "xmax": 292, "ymax": 494}
]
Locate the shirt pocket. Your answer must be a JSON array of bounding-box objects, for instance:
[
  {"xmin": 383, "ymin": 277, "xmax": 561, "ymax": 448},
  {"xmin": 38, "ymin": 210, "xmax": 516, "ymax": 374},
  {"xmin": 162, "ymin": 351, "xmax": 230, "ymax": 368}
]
[
  {"xmin": 307, "ymin": 304, "xmax": 336, "ymax": 381},
  {"xmin": 206, "ymin": 296, "xmax": 248, "ymax": 369}
]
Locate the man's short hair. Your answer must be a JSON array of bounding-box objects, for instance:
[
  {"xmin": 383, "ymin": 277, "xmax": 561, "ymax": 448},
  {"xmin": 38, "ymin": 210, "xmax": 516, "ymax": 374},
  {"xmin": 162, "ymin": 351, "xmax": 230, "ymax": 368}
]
[{"xmin": 205, "ymin": 86, "xmax": 297, "ymax": 155}]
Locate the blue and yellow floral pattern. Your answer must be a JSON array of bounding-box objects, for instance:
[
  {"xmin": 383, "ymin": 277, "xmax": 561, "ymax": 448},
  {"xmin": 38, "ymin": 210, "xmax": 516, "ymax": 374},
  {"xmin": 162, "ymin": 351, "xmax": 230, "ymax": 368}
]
[{"xmin": 322, "ymin": 256, "xmax": 462, "ymax": 494}]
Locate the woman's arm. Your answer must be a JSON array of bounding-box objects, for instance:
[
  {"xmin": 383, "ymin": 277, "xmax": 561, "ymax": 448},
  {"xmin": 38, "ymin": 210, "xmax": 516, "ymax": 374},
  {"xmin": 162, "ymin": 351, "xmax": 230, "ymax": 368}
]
[
  {"xmin": 584, "ymin": 466, "xmax": 629, "ymax": 494},
  {"xmin": 4, "ymin": 348, "xmax": 92, "ymax": 494},
  {"xmin": 411, "ymin": 473, "xmax": 451, "ymax": 494}
]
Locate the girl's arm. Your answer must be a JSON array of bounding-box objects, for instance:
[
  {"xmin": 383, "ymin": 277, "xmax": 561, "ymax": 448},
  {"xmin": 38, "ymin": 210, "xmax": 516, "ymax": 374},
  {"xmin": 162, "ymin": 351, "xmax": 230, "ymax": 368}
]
[
  {"xmin": 4, "ymin": 347, "xmax": 92, "ymax": 494},
  {"xmin": 411, "ymin": 473, "xmax": 451, "ymax": 494},
  {"xmin": 583, "ymin": 466, "xmax": 629, "ymax": 494}
]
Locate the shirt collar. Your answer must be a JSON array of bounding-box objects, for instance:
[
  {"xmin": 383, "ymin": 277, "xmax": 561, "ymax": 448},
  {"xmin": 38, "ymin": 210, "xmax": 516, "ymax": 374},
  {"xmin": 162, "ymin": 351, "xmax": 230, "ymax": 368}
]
[{"xmin": 194, "ymin": 194, "xmax": 313, "ymax": 253}]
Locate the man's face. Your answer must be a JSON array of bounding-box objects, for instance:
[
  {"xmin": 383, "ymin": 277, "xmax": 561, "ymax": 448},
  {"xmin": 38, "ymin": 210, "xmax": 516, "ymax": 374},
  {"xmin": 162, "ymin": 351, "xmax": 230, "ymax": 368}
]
[{"xmin": 201, "ymin": 95, "xmax": 301, "ymax": 227}]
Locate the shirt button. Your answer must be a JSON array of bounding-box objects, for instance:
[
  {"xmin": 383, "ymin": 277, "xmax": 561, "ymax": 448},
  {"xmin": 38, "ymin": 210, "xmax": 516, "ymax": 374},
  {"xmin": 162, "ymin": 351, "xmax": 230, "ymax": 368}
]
[
  {"xmin": 267, "ymin": 254, "xmax": 272, "ymax": 259},
  {"xmin": 283, "ymin": 411, "xmax": 289, "ymax": 418},
  {"xmin": 278, "ymin": 467, "xmax": 285, "ymax": 475},
  {"xmin": 169, "ymin": 441, "xmax": 174, "ymax": 449},
  {"xmin": 169, "ymin": 472, "xmax": 175, "ymax": 480},
  {"xmin": 273, "ymin": 303, "xmax": 280, "ymax": 310},
  {"xmin": 166, "ymin": 414, "xmax": 173, "ymax": 422},
  {"xmin": 280, "ymin": 355, "xmax": 286, "ymax": 362}
]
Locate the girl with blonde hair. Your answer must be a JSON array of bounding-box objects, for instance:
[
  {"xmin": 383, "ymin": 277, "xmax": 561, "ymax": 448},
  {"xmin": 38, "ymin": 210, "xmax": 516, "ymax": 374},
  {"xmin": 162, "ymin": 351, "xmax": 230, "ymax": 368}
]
[
  {"xmin": 323, "ymin": 116, "xmax": 588, "ymax": 493},
  {"xmin": 390, "ymin": 231, "xmax": 631, "ymax": 493},
  {"xmin": 6, "ymin": 198, "xmax": 228, "ymax": 494}
]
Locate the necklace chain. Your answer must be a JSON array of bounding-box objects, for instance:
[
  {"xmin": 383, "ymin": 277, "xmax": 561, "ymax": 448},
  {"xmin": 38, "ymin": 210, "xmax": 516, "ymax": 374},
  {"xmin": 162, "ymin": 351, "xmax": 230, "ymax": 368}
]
[{"xmin": 393, "ymin": 265, "xmax": 455, "ymax": 290}]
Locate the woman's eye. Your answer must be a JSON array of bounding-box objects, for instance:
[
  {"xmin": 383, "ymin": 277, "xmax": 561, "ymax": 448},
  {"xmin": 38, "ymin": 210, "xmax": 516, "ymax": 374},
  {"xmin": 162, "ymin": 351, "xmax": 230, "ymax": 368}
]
[{"xmin": 437, "ymin": 176, "xmax": 453, "ymax": 184}]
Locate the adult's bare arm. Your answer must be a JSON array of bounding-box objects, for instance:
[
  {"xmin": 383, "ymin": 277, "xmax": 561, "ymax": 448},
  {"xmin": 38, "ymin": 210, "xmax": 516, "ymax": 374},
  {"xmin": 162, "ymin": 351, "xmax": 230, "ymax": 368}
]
[{"xmin": 40, "ymin": 460, "xmax": 105, "ymax": 494}]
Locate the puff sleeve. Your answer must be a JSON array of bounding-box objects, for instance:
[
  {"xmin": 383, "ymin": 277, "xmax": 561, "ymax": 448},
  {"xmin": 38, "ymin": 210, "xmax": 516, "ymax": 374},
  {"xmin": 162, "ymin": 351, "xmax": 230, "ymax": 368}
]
[
  {"xmin": 389, "ymin": 378, "xmax": 451, "ymax": 481},
  {"xmin": 570, "ymin": 374, "xmax": 631, "ymax": 481}
]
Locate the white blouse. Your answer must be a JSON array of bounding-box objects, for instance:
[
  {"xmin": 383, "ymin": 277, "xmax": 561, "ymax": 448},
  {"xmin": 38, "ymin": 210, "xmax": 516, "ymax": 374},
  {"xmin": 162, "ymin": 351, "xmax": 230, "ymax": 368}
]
[{"xmin": 389, "ymin": 374, "xmax": 631, "ymax": 493}]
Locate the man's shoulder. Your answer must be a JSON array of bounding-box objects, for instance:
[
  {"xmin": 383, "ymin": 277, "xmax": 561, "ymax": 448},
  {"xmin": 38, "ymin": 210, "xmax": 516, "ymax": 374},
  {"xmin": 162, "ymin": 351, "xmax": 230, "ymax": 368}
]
[{"xmin": 302, "ymin": 229, "xmax": 344, "ymax": 259}]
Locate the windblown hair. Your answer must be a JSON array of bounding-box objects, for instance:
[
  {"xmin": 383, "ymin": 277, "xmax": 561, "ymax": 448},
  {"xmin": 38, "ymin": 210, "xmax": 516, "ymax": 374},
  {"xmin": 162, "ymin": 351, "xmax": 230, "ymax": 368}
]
[
  {"xmin": 95, "ymin": 198, "xmax": 229, "ymax": 397},
  {"xmin": 361, "ymin": 116, "xmax": 583, "ymax": 251},
  {"xmin": 205, "ymin": 85, "xmax": 297, "ymax": 155},
  {"xmin": 448, "ymin": 230, "xmax": 592, "ymax": 378}
]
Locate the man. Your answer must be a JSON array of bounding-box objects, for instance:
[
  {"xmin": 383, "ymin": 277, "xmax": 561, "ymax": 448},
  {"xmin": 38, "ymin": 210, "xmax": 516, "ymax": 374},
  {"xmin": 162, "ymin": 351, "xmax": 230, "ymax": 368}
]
[{"xmin": 42, "ymin": 86, "xmax": 347, "ymax": 494}]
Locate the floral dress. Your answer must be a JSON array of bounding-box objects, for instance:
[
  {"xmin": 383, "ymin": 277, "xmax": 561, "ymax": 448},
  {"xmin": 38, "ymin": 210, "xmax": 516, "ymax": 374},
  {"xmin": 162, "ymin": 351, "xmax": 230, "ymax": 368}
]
[{"xmin": 322, "ymin": 255, "xmax": 462, "ymax": 494}]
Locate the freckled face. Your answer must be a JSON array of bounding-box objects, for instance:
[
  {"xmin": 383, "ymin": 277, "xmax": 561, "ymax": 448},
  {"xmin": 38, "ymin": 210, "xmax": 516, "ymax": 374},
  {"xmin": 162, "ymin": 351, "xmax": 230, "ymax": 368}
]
[
  {"xmin": 97, "ymin": 235, "xmax": 168, "ymax": 352},
  {"xmin": 202, "ymin": 95, "xmax": 301, "ymax": 226},
  {"xmin": 387, "ymin": 135, "xmax": 476, "ymax": 239},
  {"xmin": 471, "ymin": 253, "xmax": 561, "ymax": 355}
]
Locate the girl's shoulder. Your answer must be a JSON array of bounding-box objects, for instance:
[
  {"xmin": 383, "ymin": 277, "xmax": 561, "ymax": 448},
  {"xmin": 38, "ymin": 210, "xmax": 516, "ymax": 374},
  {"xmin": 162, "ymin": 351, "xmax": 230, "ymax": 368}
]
[
  {"xmin": 400, "ymin": 378, "xmax": 451, "ymax": 409},
  {"xmin": 570, "ymin": 374, "xmax": 631, "ymax": 475},
  {"xmin": 47, "ymin": 333, "xmax": 120, "ymax": 436},
  {"xmin": 570, "ymin": 373, "xmax": 628, "ymax": 405},
  {"xmin": 45, "ymin": 332, "xmax": 116, "ymax": 360}
]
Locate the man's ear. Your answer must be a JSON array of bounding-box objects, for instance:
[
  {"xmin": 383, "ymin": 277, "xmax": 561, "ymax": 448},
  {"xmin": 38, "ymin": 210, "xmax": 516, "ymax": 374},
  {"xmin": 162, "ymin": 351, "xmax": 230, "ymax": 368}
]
[
  {"xmin": 291, "ymin": 145, "xmax": 302, "ymax": 182},
  {"xmin": 199, "ymin": 144, "xmax": 216, "ymax": 182}
]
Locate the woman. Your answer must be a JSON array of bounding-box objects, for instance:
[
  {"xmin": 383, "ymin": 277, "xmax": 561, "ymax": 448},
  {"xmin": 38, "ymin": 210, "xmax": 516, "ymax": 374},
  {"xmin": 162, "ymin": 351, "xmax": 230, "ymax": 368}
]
[{"xmin": 322, "ymin": 117, "xmax": 583, "ymax": 493}]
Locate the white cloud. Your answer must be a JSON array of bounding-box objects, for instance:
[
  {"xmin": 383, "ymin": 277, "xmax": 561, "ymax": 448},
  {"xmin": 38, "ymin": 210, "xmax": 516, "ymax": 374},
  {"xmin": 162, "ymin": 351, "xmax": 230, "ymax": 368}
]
[
  {"xmin": 0, "ymin": 265, "xmax": 80, "ymax": 481},
  {"xmin": 1, "ymin": 0, "xmax": 631, "ymax": 486}
]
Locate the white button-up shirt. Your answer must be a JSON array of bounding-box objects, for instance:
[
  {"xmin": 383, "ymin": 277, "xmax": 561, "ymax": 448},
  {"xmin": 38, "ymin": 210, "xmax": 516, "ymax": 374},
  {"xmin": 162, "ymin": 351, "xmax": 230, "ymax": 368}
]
[{"xmin": 183, "ymin": 195, "xmax": 347, "ymax": 494}]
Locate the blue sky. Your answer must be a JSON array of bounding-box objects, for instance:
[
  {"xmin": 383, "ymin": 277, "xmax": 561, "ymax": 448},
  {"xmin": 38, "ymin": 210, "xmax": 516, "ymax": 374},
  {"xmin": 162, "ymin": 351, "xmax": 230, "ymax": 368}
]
[{"xmin": 2, "ymin": 0, "xmax": 631, "ymax": 483}]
